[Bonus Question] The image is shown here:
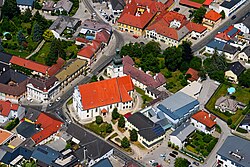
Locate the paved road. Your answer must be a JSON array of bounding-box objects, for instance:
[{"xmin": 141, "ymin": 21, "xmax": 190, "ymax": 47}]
[{"xmin": 191, "ymin": 0, "xmax": 250, "ymax": 52}]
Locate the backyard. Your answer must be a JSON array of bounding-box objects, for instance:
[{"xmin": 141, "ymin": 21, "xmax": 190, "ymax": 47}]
[
  {"xmin": 135, "ymin": 87, "xmax": 153, "ymax": 108},
  {"xmin": 185, "ymin": 131, "xmax": 218, "ymax": 157},
  {"xmin": 206, "ymin": 84, "xmax": 250, "ymax": 127},
  {"xmin": 84, "ymin": 121, "xmax": 113, "ymax": 138}
]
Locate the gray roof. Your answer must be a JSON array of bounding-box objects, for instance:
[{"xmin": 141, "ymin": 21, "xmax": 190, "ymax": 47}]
[
  {"xmin": 0, "ymin": 52, "xmax": 12, "ymax": 64},
  {"xmin": 170, "ymin": 123, "xmax": 196, "ymax": 142},
  {"xmin": 25, "ymin": 108, "xmax": 41, "ymax": 122},
  {"xmin": 81, "ymin": 19, "xmax": 112, "ymax": 33},
  {"xmin": 110, "ymin": 0, "xmax": 126, "ymax": 10},
  {"xmin": 177, "ymin": 26, "xmax": 189, "ymax": 41},
  {"xmin": 158, "ymin": 92, "xmax": 199, "ymax": 119},
  {"xmin": 0, "ymin": 69, "xmax": 28, "ymax": 84},
  {"xmin": 16, "ymin": 0, "xmax": 34, "ymax": 6},
  {"xmin": 54, "ymin": 0, "xmax": 73, "ymax": 13},
  {"xmin": 217, "ymin": 136, "xmax": 250, "ymax": 167},
  {"xmin": 49, "ymin": 16, "xmax": 81, "ymax": 35},
  {"xmin": 42, "ymin": 1, "xmax": 55, "ymax": 11},
  {"xmin": 220, "ymin": 0, "xmax": 242, "ymax": 9},
  {"xmin": 228, "ymin": 61, "xmax": 245, "ymax": 76},
  {"xmin": 240, "ymin": 113, "xmax": 250, "ymax": 126},
  {"xmin": 223, "ymin": 44, "xmax": 238, "ymax": 54},
  {"xmin": 242, "ymin": 46, "xmax": 250, "ymax": 57},
  {"xmin": 215, "ymin": 96, "xmax": 238, "ymax": 113},
  {"xmin": 240, "ymin": 12, "xmax": 250, "ymax": 29},
  {"xmin": 16, "ymin": 121, "xmax": 39, "ymax": 138},
  {"xmin": 46, "ymin": 138, "xmax": 67, "ymax": 152}
]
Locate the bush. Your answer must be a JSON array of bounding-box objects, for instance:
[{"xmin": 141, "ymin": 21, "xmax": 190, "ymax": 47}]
[
  {"xmin": 5, "ymin": 33, "xmax": 12, "ymax": 40},
  {"xmin": 168, "ymin": 141, "xmax": 172, "ymax": 147},
  {"xmin": 121, "ymin": 137, "xmax": 130, "ymax": 148},
  {"xmin": 106, "ymin": 124, "xmax": 113, "ymax": 133},
  {"xmin": 227, "ymin": 118, "xmax": 232, "ymax": 125},
  {"xmin": 236, "ymin": 127, "xmax": 248, "ymax": 133},
  {"xmin": 95, "ymin": 116, "xmax": 103, "ymax": 125},
  {"xmin": 130, "ymin": 129, "xmax": 138, "ymax": 142},
  {"xmin": 112, "ymin": 108, "xmax": 120, "ymax": 120},
  {"xmin": 5, "ymin": 118, "xmax": 19, "ymax": 131},
  {"xmin": 118, "ymin": 115, "xmax": 125, "ymax": 128},
  {"xmin": 230, "ymin": 124, "xmax": 236, "ymax": 129}
]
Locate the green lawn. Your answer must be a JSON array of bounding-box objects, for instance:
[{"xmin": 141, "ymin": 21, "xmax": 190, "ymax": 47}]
[
  {"xmin": 206, "ymin": 84, "xmax": 250, "ymax": 126},
  {"xmin": 185, "ymin": 131, "xmax": 218, "ymax": 157},
  {"xmin": 4, "ymin": 49, "xmax": 30, "ymax": 58},
  {"xmin": 190, "ymin": 0, "xmax": 206, "ymax": 3},
  {"xmin": 135, "ymin": 87, "xmax": 153, "ymax": 108},
  {"xmin": 161, "ymin": 69, "xmax": 185, "ymax": 93},
  {"xmin": 84, "ymin": 122, "xmax": 112, "ymax": 138},
  {"xmin": 30, "ymin": 42, "xmax": 51, "ymax": 64}
]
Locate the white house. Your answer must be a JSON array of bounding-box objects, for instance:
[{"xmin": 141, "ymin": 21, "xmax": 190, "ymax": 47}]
[
  {"xmin": 239, "ymin": 114, "xmax": 250, "ymax": 132},
  {"xmin": 234, "ymin": 13, "xmax": 250, "ymax": 34},
  {"xmin": 217, "ymin": 136, "xmax": 250, "ymax": 167},
  {"xmin": 179, "ymin": 81, "xmax": 202, "ymax": 99},
  {"xmin": 218, "ymin": 0, "xmax": 247, "ymax": 17},
  {"xmin": 170, "ymin": 123, "xmax": 196, "ymax": 148},
  {"xmin": 191, "ymin": 110, "xmax": 216, "ymax": 134},
  {"xmin": 73, "ymin": 76, "xmax": 134, "ymax": 120},
  {"xmin": 16, "ymin": 0, "xmax": 34, "ymax": 12},
  {"xmin": 109, "ymin": 0, "xmax": 126, "ymax": 15},
  {"xmin": 0, "ymin": 100, "xmax": 25, "ymax": 124},
  {"xmin": 26, "ymin": 77, "xmax": 60, "ymax": 102},
  {"xmin": 238, "ymin": 46, "xmax": 250, "ymax": 64}
]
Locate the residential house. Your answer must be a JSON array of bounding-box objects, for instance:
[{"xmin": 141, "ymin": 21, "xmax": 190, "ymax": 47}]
[
  {"xmin": 77, "ymin": 40, "xmax": 102, "ymax": 65},
  {"xmin": 55, "ymin": 59, "xmax": 87, "ymax": 89},
  {"xmin": 225, "ymin": 61, "xmax": 245, "ymax": 84},
  {"xmin": 16, "ymin": 0, "xmax": 34, "ymax": 12},
  {"xmin": 234, "ymin": 12, "xmax": 250, "ymax": 34},
  {"xmin": 205, "ymin": 39, "xmax": 239, "ymax": 61},
  {"xmin": 202, "ymin": 10, "xmax": 222, "ymax": 30},
  {"xmin": 117, "ymin": 0, "xmax": 174, "ymax": 36},
  {"xmin": 54, "ymin": 0, "xmax": 73, "ymax": 14},
  {"xmin": 145, "ymin": 87, "xmax": 169, "ymax": 100},
  {"xmin": 73, "ymin": 76, "xmax": 134, "ymax": 120},
  {"xmin": 93, "ymin": 158, "xmax": 113, "ymax": 167},
  {"xmin": 0, "ymin": 128, "xmax": 14, "ymax": 145},
  {"xmin": 146, "ymin": 11, "xmax": 207, "ymax": 46},
  {"xmin": 217, "ymin": 136, "xmax": 250, "ymax": 167},
  {"xmin": 49, "ymin": 16, "xmax": 81, "ymax": 39},
  {"xmin": 215, "ymin": 96, "xmax": 246, "ymax": 114},
  {"xmin": 238, "ymin": 45, "xmax": 250, "ymax": 64},
  {"xmin": 215, "ymin": 26, "xmax": 241, "ymax": 44},
  {"xmin": 109, "ymin": 0, "xmax": 126, "ymax": 15},
  {"xmin": 191, "ymin": 110, "xmax": 216, "ymax": 134},
  {"xmin": 66, "ymin": 123, "xmax": 114, "ymax": 166},
  {"xmin": 24, "ymin": 108, "xmax": 41, "ymax": 123},
  {"xmin": 239, "ymin": 113, "xmax": 250, "ymax": 132},
  {"xmin": 80, "ymin": 19, "xmax": 112, "ymax": 35},
  {"xmin": 179, "ymin": 0, "xmax": 213, "ymax": 8},
  {"xmin": 143, "ymin": 91, "xmax": 199, "ymax": 129},
  {"xmin": 170, "ymin": 123, "xmax": 196, "ymax": 148},
  {"xmin": 179, "ymin": 81, "xmax": 202, "ymax": 99},
  {"xmin": 126, "ymin": 112, "xmax": 165, "ymax": 149},
  {"xmin": 26, "ymin": 76, "xmax": 60, "ymax": 102},
  {"xmin": 42, "ymin": 1, "xmax": 55, "ymax": 13},
  {"xmin": 218, "ymin": 0, "xmax": 247, "ymax": 17},
  {"xmin": 0, "ymin": 100, "xmax": 25, "ymax": 124},
  {"xmin": 185, "ymin": 68, "xmax": 199, "ymax": 83}
]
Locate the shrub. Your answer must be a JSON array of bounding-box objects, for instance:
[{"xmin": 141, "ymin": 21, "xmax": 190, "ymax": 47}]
[
  {"xmin": 5, "ymin": 33, "xmax": 12, "ymax": 40},
  {"xmin": 236, "ymin": 127, "xmax": 248, "ymax": 133},
  {"xmin": 95, "ymin": 116, "xmax": 103, "ymax": 125},
  {"xmin": 230, "ymin": 124, "xmax": 236, "ymax": 129},
  {"xmin": 121, "ymin": 137, "xmax": 130, "ymax": 148},
  {"xmin": 227, "ymin": 118, "xmax": 232, "ymax": 125},
  {"xmin": 112, "ymin": 108, "xmax": 120, "ymax": 120},
  {"xmin": 106, "ymin": 124, "xmax": 113, "ymax": 133},
  {"xmin": 168, "ymin": 141, "xmax": 171, "ymax": 147},
  {"xmin": 118, "ymin": 115, "xmax": 125, "ymax": 128}
]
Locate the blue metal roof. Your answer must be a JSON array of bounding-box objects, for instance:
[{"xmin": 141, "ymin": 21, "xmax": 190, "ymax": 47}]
[
  {"xmin": 16, "ymin": 0, "xmax": 35, "ymax": 6},
  {"xmin": 218, "ymin": 26, "xmax": 229, "ymax": 33},
  {"xmin": 93, "ymin": 158, "xmax": 113, "ymax": 167},
  {"xmin": 153, "ymin": 124, "xmax": 165, "ymax": 136},
  {"xmin": 157, "ymin": 104, "xmax": 179, "ymax": 120},
  {"xmin": 206, "ymin": 39, "xmax": 226, "ymax": 51},
  {"xmin": 32, "ymin": 145, "xmax": 61, "ymax": 165},
  {"xmin": 227, "ymin": 28, "xmax": 238, "ymax": 37}
]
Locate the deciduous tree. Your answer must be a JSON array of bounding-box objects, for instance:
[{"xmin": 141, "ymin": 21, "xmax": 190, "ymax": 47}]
[
  {"xmin": 193, "ymin": 7, "xmax": 207, "ymax": 23},
  {"xmin": 118, "ymin": 115, "xmax": 125, "ymax": 128},
  {"xmin": 43, "ymin": 29, "xmax": 54, "ymax": 41},
  {"xmin": 130, "ymin": 129, "xmax": 138, "ymax": 142},
  {"xmin": 2, "ymin": 0, "xmax": 20, "ymax": 19},
  {"xmin": 121, "ymin": 137, "xmax": 130, "ymax": 148}
]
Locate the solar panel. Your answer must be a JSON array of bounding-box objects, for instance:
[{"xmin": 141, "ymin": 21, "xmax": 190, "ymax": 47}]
[
  {"xmin": 227, "ymin": 28, "xmax": 238, "ymax": 37},
  {"xmin": 218, "ymin": 26, "xmax": 229, "ymax": 33}
]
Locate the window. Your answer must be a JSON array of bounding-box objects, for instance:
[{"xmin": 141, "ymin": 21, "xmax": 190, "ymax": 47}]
[{"xmin": 87, "ymin": 115, "xmax": 89, "ymax": 117}]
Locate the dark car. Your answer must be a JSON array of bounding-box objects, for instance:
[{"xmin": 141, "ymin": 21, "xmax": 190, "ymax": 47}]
[
  {"xmin": 169, "ymin": 153, "xmax": 176, "ymax": 158},
  {"xmin": 172, "ymin": 151, "xmax": 178, "ymax": 155},
  {"xmin": 193, "ymin": 161, "xmax": 200, "ymax": 166},
  {"xmin": 231, "ymin": 15, "xmax": 236, "ymax": 20},
  {"xmin": 173, "ymin": 7, "xmax": 180, "ymax": 12}
]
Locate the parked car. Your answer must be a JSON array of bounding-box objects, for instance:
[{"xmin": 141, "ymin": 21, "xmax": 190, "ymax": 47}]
[
  {"xmin": 48, "ymin": 103, "xmax": 53, "ymax": 107},
  {"xmin": 169, "ymin": 153, "xmax": 176, "ymax": 158},
  {"xmin": 193, "ymin": 161, "xmax": 200, "ymax": 166},
  {"xmin": 56, "ymin": 97, "xmax": 61, "ymax": 102},
  {"xmin": 231, "ymin": 15, "xmax": 236, "ymax": 20},
  {"xmin": 172, "ymin": 151, "xmax": 178, "ymax": 155},
  {"xmin": 149, "ymin": 160, "xmax": 155, "ymax": 164}
]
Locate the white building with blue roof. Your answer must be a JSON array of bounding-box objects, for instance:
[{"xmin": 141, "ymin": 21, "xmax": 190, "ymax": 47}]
[
  {"xmin": 142, "ymin": 92, "xmax": 199, "ymax": 130},
  {"xmin": 16, "ymin": 0, "xmax": 35, "ymax": 12}
]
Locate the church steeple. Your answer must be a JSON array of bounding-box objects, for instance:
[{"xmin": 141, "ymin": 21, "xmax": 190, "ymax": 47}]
[{"xmin": 113, "ymin": 49, "xmax": 123, "ymax": 65}]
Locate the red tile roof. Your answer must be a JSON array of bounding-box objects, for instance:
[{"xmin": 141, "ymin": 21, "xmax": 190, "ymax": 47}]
[
  {"xmin": 117, "ymin": 0, "xmax": 170, "ymax": 29},
  {"xmin": 215, "ymin": 25, "xmax": 240, "ymax": 41},
  {"xmin": 10, "ymin": 56, "xmax": 49, "ymax": 75},
  {"xmin": 192, "ymin": 110, "xmax": 216, "ymax": 128},
  {"xmin": 95, "ymin": 30, "xmax": 111, "ymax": 44},
  {"xmin": 0, "ymin": 129, "xmax": 13, "ymax": 145},
  {"xmin": 32, "ymin": 113, "xmax": 63, "ymax": 144},
  {"xmin": 47, "ymin": 58, "xmax": 65, "ymax": 76},
  {"xmin": 75, "ymin": 37, "xmax": 89, "ymax": 44},
  {"xmin": 179, "ymin": 0, "xmax": 202, "ymax": 9},
  {"xmin": 124, "ymin": 112, "xmax": 132, "ymax": 119},
  {"xmin": 0, "ymin": 100, "xmax": 19, "ymax": 117},
  {"xmin": 186, "ymin": 22, "xmax": 207, "ymax": 33},
  {"xmin": 203, "ymin": 0, "xmax": 213, "ymax": 6},
  {"xmin": 78, "ymin": 76, "xmax": 134, "ymax": 110},
  {"xmin": 77, "ymin": 40, "xmax": 101, "ymax": 59},
  {"xmin": 204, "ymin": 10, "xmax": 222, "ymax": 22},
  {"xmin": 186, "ymin": 68, "xmax": 199, "ymax": 81}
]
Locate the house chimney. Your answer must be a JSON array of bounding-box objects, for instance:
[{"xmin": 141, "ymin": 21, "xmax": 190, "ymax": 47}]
[{"xmin": 209, "ymin": 113, "xmax": 211, "ymax": 118}]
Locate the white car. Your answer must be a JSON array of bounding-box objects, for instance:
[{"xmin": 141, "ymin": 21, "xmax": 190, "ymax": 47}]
[
  {"xmin": 149, "ymin": 160, "xmax": 155, "ymax": 164},
  {"xmin": 56, "ymin": 97, "xmax": 61, "ymax": 102},
  {"xmin": 48, "ymin": 103, "xmax": 52, "ymax": 107}
]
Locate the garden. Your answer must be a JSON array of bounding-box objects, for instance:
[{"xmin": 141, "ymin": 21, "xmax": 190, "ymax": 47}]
[
  {"xmin": 184, "ymin": 131, "xmax": 218, "ymax": 158},
  {"xmin": 135, "ymin": 87, "xmax": 153, "ymax": 108},
  {"xmin": 206, "ymin": 84, "xmax": 250, "ymax": 128}
]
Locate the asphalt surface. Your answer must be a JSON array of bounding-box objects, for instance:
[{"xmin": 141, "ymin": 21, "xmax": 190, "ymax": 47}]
[{"xmin": 191, "ymin": 0, "xmax": 250, "ymax": 52}]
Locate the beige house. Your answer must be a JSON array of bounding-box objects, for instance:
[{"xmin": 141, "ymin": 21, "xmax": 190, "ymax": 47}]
[
  {"xmin": 215, "ymin": 96, "xmax": 246, "ymax": 114},
  {"xmin": 225, "ymin": 61, "xmax": 245, "ymax": 84},
  {"xmin": 202, "ymin": 10, "xmax": 222, "ymax": 30}
]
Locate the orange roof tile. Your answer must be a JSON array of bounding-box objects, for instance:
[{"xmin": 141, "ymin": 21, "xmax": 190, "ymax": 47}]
[
  {"xmin": 101, "ymin": 108, "xmax": 107, "ymax": 113},
  {"xmin": 10, "ymin": 56, "xmax": 49, "ymax": 75},
  {"xmin": 179, "ymin": 0, "xmax": 202, "ymax": 9},
  {"xmin": 186, "ymin": 68, "xmax": 199, "ymax": 81},
  {"xmin": 78, "ymin": 76, "xmax": 134, "ymax": 110},
  {"xmin": 204, "ymin": 10, "xmax": 222, "ymax": 22},
  {"xmin": 0, "ymin": 128, "xmax": 13, "ymax": 145},
  {"xmin": 203, "ymin": 0, "xmax": 213, "ymax": 6},
  {"xmin": 47, "ymin": 58, "xmax": 65, "ymax": 76},
  {"xmin": 0, "ymin": 100, "xmax": 19, "ymax": 117},
  {"xmin": 77, "ymin": 40, "xmax": 101, "ymax": 59},
  {"xmin": 186, "ymin": 22, "xmax": 207, "ymax": 33},
  {"xmin": 32, "ymin": 113, "xmax": 63, "ymax": 144},
  {"xmin": 192, "ymin": 110, "xmax": 216, "ymax": 128}
]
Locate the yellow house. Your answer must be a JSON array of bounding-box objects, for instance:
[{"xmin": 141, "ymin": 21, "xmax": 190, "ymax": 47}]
[
  {"xmin": 225, "ymin": 61, "xmax": 245, "ymax": 84},
  {"xmin": 202, "ymin": 10, "xmax": 222, "ymax": 30}
]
